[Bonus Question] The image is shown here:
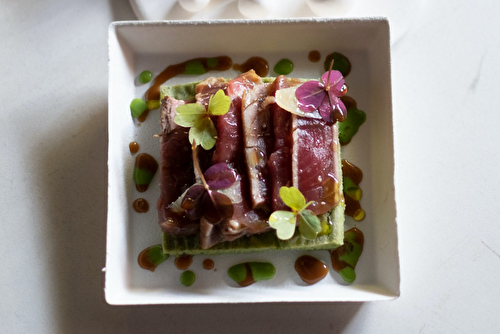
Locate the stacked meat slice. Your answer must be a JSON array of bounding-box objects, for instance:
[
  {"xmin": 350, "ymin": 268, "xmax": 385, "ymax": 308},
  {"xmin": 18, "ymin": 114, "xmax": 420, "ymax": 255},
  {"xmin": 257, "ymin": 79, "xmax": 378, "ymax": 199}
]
[{"xmin": 158, "ymin": 70, "xmax": 342, "ymax": 249}]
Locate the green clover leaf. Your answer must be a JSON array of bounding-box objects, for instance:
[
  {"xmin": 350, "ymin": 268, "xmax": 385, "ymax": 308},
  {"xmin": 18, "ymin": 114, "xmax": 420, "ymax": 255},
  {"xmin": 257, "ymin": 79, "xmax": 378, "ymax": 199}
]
[
  {"xmin": 174, "ymin": 103, "xmax": 206, "ymax": 127},
  {"xmin": 188, "ymin": 117, "xmax": 217, "ymax": 150},
  {"xmin": 279, "ymin": 186, "xmax": 306, "ymax": 212},
  {"xmin": 174, "ymin": 89, "xmax": 229, "ymax": 151},
  {"xmin": 269, "ymin": 211, "xmax": 297, "ymax": 240},
  {"xmin": 298, "ymin": 209, "xmax": 322, "ymax": 240},
  {"xmin": 208, "ymin": 89, "xmax": 231, "ymax": 116}
]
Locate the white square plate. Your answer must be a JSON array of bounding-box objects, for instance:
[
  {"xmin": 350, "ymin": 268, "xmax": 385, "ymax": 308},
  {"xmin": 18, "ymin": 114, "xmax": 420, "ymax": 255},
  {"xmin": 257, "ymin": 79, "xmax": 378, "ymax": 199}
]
[{"xmin": 106, "ymin": 18, "xmax": 399, "ymax": 305}]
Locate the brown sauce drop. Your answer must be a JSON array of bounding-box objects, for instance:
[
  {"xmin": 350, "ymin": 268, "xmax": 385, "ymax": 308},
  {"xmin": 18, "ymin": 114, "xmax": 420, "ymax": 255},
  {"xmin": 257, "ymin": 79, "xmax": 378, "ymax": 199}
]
[
  {"xmin": 132, "ymin": 198, "xmax": 149, "ymax": 213},
  {"xmin": 134, "ymin": 153, "xmax": 159, "ymax": 192},
  {"xmin": 342, "ymin": 159, "xmax": 363, "ymax": 185},
  {"xmin": 330, "ymin": 228, "xmax": 364, "ymax": 283},
  {"xmin": 340, "ymin": 95, "xmax": 357, "ymax": 110},
  {"xmin": 202, "ymin": 258, "xmax": 214, "ymax": 270},
  {"xmin": 145, "ymin": 56, "xmax": 232, "ymax": 102},
  {"xmin": 342, "ymin": 159, "xmax": 365, "ymax": 221},
  {"xmin": 308, "ymin": 50, "xmax": 321, "ymax": 63},
  {"xmin": 233, "ymin": 57, "xmax": 269, "ymax": 77},
  {"xmin": 174, "ymin": 254, "xmax": 193, "ymax": 270},
  {"xmin": 137, "ymin": 245, "xmax": 168, "ymax": 272},
  {"xmin": 137, "ymin": 248, "xmax": 155, "ymax": 271},
  {"xmin": 129, "ymin": 141, "xmax": 139, "ymax": 154},
  {"xmin": 344, "ymin": 195, "xmax": 365, "ymax": 220},
  {"xmin": 294, "ymin": 255, "xmax": 328, "ymax": 285},
  {"xmin": 238, "ymin": 263, "xmax": 256, "ymax": 287},
  {"xmin": 137, "ymin": 109, "xmax": 149, "ymax": 123}
]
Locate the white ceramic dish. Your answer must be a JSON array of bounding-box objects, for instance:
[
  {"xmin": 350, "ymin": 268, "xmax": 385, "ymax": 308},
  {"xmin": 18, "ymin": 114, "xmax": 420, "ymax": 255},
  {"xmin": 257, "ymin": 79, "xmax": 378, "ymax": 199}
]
[
  {"xmin": 128, "ymin": 0, "xmax": 422, "ymax": 44},
  {"xmin": 106, "ymin": 18, "xmax": 399, "ymax": 305}
]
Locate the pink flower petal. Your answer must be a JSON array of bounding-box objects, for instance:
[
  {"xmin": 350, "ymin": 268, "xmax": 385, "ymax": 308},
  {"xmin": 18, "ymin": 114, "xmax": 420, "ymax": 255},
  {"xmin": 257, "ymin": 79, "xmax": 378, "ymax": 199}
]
[
  {"xmin": 318, "ymin": 98, "xmax": 335, "ymax": 124},
  {"xmin": 296, "ymin": 80, "xmax": 326, "ymax": 112},
  {"xmin": 330, "ymin": 95, "xmax": 347, "ymax": 123},
  {"xmin": 321, "ymin": 70, "xmax": 345, "ymax": 96}
]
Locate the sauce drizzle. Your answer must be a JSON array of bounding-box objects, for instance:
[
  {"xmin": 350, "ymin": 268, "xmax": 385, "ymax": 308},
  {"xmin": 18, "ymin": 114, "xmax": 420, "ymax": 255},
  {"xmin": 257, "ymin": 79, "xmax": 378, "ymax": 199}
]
[
  {"xmin": 342, "ymin": 159, "xmax": 365, "ymax": 221},
  {"xmin": 146, "ymin": 56, "xmax": 232, "ymax": 102},
  {"xmin": 137, "ymin": 244, "xmax": 169, "ymax": 272},
  {"xmin": 294, "ymin": 255, "xmax": 328, "ymax": 285},
  {"xmin": 330, "ymin": 227, "xmax": 364, "ymax": 283},
  {"xmin": 233, "ymin": 57, "xmax": 269, "ymax": 77},
  {"xmin": 227, "ymin": 262, "xmax": 275, "ymax": 287}
]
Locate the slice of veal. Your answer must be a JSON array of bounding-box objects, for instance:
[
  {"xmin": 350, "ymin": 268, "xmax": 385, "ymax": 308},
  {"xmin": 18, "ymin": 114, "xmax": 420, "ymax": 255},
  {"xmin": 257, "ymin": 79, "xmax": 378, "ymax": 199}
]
[{"xmin": 159, "ymin": 79, "xmax": 345, "ymax": 256}]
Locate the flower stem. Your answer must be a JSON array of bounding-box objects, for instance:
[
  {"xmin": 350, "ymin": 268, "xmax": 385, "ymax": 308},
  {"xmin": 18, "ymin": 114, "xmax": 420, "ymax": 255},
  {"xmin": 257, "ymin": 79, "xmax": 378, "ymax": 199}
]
[
  {"xmin": 325, "ymin": 59, "xmax": 334, "ymax": 92},
  {"xmin": 191, "ymin": 141, "xmax": 210, "ymax": 190}
]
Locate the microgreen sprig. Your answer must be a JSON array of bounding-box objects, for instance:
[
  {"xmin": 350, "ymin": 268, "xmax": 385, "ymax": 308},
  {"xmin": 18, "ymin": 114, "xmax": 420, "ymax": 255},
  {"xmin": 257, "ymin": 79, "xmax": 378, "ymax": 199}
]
[
  {"xmin": 174, "ymin": 89, "xmax": 231, "ymax": 150},
  {"xmin": 269, "ymin": 186, "xmax": 322, "ymax": 240},
  {"xmin": 294, "ymin": 60, "xmax": 348, "ymax": 124},
  {"xmin": 180, "ymin": 141, "xmax": 235, "ymax": 225}
]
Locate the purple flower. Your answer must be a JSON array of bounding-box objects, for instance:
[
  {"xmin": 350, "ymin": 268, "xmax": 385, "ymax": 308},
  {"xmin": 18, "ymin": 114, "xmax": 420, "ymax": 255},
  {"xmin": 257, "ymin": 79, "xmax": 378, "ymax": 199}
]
[{"xmin": 295, "ymin": 69, "xmax": 348, "ymax": 124}]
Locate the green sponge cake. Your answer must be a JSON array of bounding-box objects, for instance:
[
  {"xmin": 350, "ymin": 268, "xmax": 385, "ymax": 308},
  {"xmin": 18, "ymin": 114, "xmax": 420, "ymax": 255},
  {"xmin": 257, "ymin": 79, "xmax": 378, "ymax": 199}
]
[{"xmin": 158, "ymin": 71, "xmax": 345, "ymax": 255}]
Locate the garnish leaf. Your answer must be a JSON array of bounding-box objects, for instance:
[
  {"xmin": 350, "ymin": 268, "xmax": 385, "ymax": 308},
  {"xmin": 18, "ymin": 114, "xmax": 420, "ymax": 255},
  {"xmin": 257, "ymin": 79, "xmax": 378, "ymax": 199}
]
[
  {"xmin": 274, "ymin": 86, "xmax": 322, "ymax": 120},
  {"xmin": 188, "ymin": 117, "xmax": 217, "ymax": 150},
  {"xmin": 174, "ymin": 103, "xmax": 206, "ymax": 127},
  {"xmin": 298, "ymin": 209, "xmax": 322, "ymax": 240},
  {"xmin": 274, "ymin": 60, "xmax": 349, "ymax": 125},
  {"xmin": 208, "ymin": 89, "xmax": 231, "ymax": 116},
  {"xmin": 202, "ymin": 190, "xmax": 234, "ymax": 225},
  {"xmin": 269, "ymin": 186, "xmax": 324, "ymax": 241},
  {"xmin": 174, "ymin": 89, "xmax": 229, "ymax": 150},
  {"xmin": 176, "ymin": 102, "xmax": 206, "ymax": 115},
  {"xmin": 279, "ymin": 186, "xmax": 306, "ymax": 212},
  {"xmin": 321, "ymin": 70, "xmax": 345, "ymax": 94},
  {"xmin": 295, "ymin": 81, "xmax": 326, "ymax": 113},
  {"xmin": 269, "ymin": 211, "xmax": 297, "ymax": 240},
  {"xmin": 174, "ymin": 113, "xmax": 204, "ymax": 128},
  {"xmin": 204, "ymin": 162, "xmax": 237, "ymax": 190},
  {"xmin": 178, "ymin": 145, "xmax": 235, "ymax": 224}
]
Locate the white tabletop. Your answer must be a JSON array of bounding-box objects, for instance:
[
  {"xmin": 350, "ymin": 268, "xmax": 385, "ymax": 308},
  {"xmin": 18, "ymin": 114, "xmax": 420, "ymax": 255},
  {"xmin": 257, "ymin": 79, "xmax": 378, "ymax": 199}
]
[{"xmin": 1, "ymin": 0, "xmax": 500, "ymax": 333}]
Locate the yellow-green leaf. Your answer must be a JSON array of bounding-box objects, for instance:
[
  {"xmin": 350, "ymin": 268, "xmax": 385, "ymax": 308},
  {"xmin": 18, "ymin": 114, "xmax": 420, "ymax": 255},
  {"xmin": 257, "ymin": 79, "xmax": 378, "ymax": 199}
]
[
  {"xmin": 269, "ymin": 211, "xmax": 296, "ymax": 240},
  {"xmin": 174, "ymin": 113, "xmax": 205, "ymax": 128},
  {"xmin": 279, "ymin": 186, "xmax": 306, "ymax": 212},
  {"xmin": 189, "ymin": 117, "xmax": 217, "ymax": 150},
  {"xmin": 208, "ymin": 89, "xmax": 231, "ymax": 116},
  {"xmin": 176, "ymin": 103, "xmax": 206, "ymax": 115}
]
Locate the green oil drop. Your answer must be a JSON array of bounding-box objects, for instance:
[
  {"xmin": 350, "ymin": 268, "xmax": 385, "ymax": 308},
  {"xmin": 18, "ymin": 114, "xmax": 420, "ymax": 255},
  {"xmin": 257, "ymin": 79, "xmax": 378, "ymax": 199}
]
[
  {"xmin": 130, "ymin": 98, "xmax": 148, "ymax": 119},
  {"xmin": 139, "ymin": 70, "xmax": 153, "ymax": 84},
  {"xmin": 274, "ymin": 58, "xmax": 294, "ymax": 75},
  {"xmin": 180, "ymin": 270, "xmax": 196, "ymax": 286}
]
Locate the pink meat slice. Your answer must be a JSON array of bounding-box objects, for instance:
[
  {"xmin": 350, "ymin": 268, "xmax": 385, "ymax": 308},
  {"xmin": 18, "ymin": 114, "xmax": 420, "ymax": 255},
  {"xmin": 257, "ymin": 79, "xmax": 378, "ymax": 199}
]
[
  {"xmin": 201, "ymin": 71, "xmax": 270, "ymax": 249},
  {"xmin": 292, "ymin": 115, "xmax": 342, "ymax": 215},
  {"xmin": 157, "ymin": 97, "xmax": 199, "ymax": 236},
  {"xmin": 241, "ymin": 75, "xmax": 274, "ymax": 211},
  {"xmin": 267, "ymin": 76, "xmax": 293, "ymax": 211},
  {"xmin": 195, "ymin": 77, "xmax": 228, "ymax": 108}
]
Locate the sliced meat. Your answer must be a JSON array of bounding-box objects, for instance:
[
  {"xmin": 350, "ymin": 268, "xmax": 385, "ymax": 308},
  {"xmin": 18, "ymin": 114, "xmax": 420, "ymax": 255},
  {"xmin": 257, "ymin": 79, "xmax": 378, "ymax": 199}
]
[
  {"xmin": 200, "ymin": 71, "xmax": 270, "ymax": 249},
  {"xmin": 157, "ymin": 97, "xmax": 198, "ymax": 236},
  {"xmin": 292, "ymin": 115, "xmax": 342, "ymax": 215},
  {"xmin": 195, "ymin": 77, "xmax": 228, "ymax": 108},
  {"xmin": 241, "ymin": 77, "xmax": 274, "ymax": 211},
  {"xmin": 212, "ymin": 70, "xmax": 260, "ymax": 166},
  {"xmin": 268, "ymin": 76, "xmax": 293, "ymax": 211}
]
